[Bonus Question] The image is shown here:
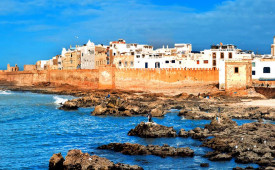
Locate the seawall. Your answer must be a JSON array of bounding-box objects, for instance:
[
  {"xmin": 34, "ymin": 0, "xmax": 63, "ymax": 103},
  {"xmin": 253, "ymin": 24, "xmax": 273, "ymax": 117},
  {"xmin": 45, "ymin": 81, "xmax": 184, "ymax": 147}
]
[{"xmin": 0, "ymin": 66, "xmax": 219, "ymax": 91}]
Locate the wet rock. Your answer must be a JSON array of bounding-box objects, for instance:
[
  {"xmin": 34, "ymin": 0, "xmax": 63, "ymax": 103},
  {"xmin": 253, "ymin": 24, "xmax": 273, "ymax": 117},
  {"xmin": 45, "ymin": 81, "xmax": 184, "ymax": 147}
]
[
  {"xmin": 209, "ymin": 153, "xmax": 232, "ymax": 161},
  {"xmin": 128, "ymin": 122, "xmax": 177, "ymax": 138},
  {"xmin": 51, "ymin": 149, "xmax": 143, "ymax": 170},
  {"xmin": 113, "ymin": 163, "xmax": 144, "ymax": 170},
  {"xmin": 98, "ymin": 143, "xmax": 194, "ymax": 158},
  {"xmin": 178, "ymin": 129, "xmax": 188, "ymax": 138},
  {"xmin": 204, "ymin": 117, "xmax": 237, "ymax": 132},
  {"xmin": 59, "ymin": 100, "xmax": 79, "ymax": 110},
  {"xmin": 178, "ymin": 110, "xmax": 216, "ymax": 120},
  {"xmin": 200, "ymin": 163, "xmax": 209, "ymax": 167},
  {"xmin": 49, "ymin": 153, "xmax": 65, "ymax": 170}
]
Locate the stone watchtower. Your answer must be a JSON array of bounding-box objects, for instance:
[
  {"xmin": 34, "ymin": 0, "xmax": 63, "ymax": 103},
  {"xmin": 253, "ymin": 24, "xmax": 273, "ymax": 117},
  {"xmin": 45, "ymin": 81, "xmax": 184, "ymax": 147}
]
[{"xmin": 271, "ymin": 36, "xmax": 275, "ymax": 56}]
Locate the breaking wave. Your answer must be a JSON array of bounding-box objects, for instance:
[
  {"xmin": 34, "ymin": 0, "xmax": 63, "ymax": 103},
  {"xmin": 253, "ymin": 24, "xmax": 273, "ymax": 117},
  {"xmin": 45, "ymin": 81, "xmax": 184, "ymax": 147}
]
[
  {"xmin": 53, "ymin": 96, "xmax": 68, "ymax": 105},
  {"xmin": 0, "ymin": 90, "xmax": 12, "ymax": 95}
]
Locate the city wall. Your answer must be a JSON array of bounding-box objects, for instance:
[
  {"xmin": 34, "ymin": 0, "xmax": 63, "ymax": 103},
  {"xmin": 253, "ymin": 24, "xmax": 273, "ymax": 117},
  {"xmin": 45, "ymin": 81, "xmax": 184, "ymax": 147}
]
[{"xmin": 0, "ymin": 67, "xmax": 219, "ymax": 91}]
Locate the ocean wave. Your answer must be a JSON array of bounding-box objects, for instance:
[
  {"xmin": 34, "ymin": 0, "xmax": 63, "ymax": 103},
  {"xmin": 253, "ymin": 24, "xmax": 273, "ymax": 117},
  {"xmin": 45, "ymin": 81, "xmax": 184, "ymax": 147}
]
[
  {"xmin": 0, "ymin": 90, "xmax": 12, "ymax": 95},
  {"xmin": 53, "ymin": 96, "xmax": 68, "ymax": 105}
]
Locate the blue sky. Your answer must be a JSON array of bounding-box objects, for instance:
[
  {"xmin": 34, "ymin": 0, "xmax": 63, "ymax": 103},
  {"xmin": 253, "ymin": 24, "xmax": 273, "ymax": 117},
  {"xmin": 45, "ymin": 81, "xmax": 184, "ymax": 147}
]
[{"xmin": 0, "ymin": 0, "xmax": 274, "ymax": 69}]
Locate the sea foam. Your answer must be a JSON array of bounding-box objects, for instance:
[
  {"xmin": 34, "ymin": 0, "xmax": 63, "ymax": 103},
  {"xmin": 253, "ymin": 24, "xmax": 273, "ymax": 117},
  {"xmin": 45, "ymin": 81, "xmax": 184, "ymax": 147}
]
[
  {"xmin": 0, "ymin": 90, "xmax": 12, "ymax": 95},
  {"xmin": 53, "ymin": 96, "xmax": 68, "ymax": 105}
]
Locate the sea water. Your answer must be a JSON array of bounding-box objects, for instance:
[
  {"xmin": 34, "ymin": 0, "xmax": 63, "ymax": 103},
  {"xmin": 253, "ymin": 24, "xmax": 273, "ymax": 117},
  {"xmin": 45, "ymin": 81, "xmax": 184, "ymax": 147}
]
[{"xmin": 0, "ymin": 91, "xmax": 270, "ymax": 170}]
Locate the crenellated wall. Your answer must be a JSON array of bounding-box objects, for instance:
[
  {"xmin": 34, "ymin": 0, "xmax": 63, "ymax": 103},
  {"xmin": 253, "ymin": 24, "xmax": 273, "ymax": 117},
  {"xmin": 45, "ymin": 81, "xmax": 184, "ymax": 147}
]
[{"xmin": 0, "ymin": 66, "xmax": 219, "ymax": 91}]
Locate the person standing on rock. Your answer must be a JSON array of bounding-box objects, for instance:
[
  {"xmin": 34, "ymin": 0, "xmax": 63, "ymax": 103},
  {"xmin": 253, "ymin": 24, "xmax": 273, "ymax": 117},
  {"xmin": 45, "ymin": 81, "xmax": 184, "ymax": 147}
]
[{"xmin": 147, "ymin": 112, "xmax": 153, "ymax": 122}]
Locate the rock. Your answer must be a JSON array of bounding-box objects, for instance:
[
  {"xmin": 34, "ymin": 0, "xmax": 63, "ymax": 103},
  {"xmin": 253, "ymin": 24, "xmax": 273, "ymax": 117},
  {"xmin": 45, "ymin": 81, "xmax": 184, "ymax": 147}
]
[
  {"xmin": 200, "ymin": 163, "xmax": 209, "ymax": 167},
  {"xmin": 209, "ymin": 153, "xmax": 232, "ymax": 161},
  {"xmin": 150, "ymin": 108, "xmax": 165, "ymax": 117},
  {"xmin": 51, "ymin": 149, "xmax": 143, "ymax": 170},
  {"xmin": 49, "ymin": 153, "xmax": 65, "ymax": 170},
  {"xmin": 98, "ymin": 143, "xmax": 194, "ymax": 158},
  {"xmin": 178, "ymin": 129, "xmax": 188, "ymax": 138},
  {"xmin": 113, "ymin": 163, "xmax": 144, "ymax": 170},
  {"xmin": 92, "ymin": 105, "xmax": 107, "ymax": 115},
  {"xmin": 128, "ymin": 122, "xmax": 177, "ymax": 138},
  {"xmin": 204, "ymin": 117, "xmax": 237, "ymax": 132},
  {"xmin": 59, "ymin": 100, "xmax": 79, "ymax": 110}
]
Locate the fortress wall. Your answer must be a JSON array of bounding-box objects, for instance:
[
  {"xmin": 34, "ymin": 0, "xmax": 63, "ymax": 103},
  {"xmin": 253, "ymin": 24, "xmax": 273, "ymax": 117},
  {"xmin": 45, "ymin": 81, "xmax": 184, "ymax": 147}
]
[{"xmin": 0, "ymin": 67, "xmax": 219, "ymax": 91}]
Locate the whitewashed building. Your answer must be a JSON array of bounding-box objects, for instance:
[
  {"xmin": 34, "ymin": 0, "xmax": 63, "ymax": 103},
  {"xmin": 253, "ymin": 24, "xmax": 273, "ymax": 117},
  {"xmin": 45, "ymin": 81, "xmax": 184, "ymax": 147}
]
[
  {"xmin": 252, "ymin": 57, "xmax": 275, "ymax": 81},
  {"xmin": 79, "ymin": 40, "xmax": 96, "ymax": 69}
]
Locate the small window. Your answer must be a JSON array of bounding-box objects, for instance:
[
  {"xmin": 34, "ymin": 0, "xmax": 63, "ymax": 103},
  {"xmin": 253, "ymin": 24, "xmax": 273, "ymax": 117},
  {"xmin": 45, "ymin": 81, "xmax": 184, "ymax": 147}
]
[
  {"xmin": 179, "ymin": 61, "xmax": 182, "ymax": 64},
  {"xmin": 263, "ymin": 67, "xmax": 270, "ymax": 73},
  {"xmin": 235, "ymin": 67, "xmax": 239, "ymax": 73},
  {"xmin": 221, "ymin": 52, "xmax": 224, "ymax": 59},
  {"xmin": 204, "ymin": 60, "xmax": 208, "ymax": 64},
  {"xmin": 252, "ymin": 62, "xmax": 255, "ymax": 67},
  {"xmin": 119, "ymin": 61, "xmax": 122, "ymax": 66},
  {"xmin": 131, "ymin": 61, "xmax": 133, "ymax": 66},
  {"xmin": 229, "ymin": 52, "xmax": 232, "ymax": 59},
  {"xmin": 165, "ymin": 60, "xmax": 169, "ymax": 64},
  {"xmin": 136, "ymin": 55, "xmax": 140, "ymax": 58},
  {"xmin": 212, "ymin": 52, "xmax": 216, "ymax": 59},
  {"xmin": 171, "ymin": 60, "xmax": 175, "ymax": 63},
  {"xmin": 125, "ymin": 61, "xmax": 128, "ymax": 66},
  {"xmin": 197, "ymin": 60, "xmax": 200, "ymax": 64},
  {"xmin": 252, "ymin": 71, "xmax": 256, "ymax": 75}
]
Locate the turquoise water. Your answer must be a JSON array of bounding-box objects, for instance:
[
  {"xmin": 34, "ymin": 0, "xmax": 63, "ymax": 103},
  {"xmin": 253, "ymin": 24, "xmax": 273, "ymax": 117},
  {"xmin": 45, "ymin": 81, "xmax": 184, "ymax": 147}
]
[{"xmin": 0, "ymin": 91, "xmax": 269, "ymax": 170}]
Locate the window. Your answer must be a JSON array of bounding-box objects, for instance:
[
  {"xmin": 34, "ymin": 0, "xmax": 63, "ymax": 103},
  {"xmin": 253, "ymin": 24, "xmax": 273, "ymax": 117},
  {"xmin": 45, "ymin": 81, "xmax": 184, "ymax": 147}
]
[
  {"xmin": 213, "ymin": 60, "xmax": 216, "ymax": 66},
  {"xmin": 145, "ymin": 62, "xmax": 148, "ymax": 68},
  {"xmin": 212, "ymin": 52, "xmax": 216, "ymax": 59},
  {"xmin": 131, "ymin": 61, "xmax": 134, "ymax": 66},
  {"xmin": 252, "ymin": 62, "xmax": 255, "ymax": 67},
  {"xmin": 119, "ymin": 61, "xmax": 122, "ymax": 66},
  {"xmin": 221, "ymin": 52, "xmax": 224, "ymax": 59},
  {"xmin": 82, "ymin": 53, "xmax": 83, "ymax": 57},
  {"xmin": 179, "ymin": 61, "xmax": 182, "ymax": 64},
  {"xmin": 204, "ymin": 60, "xmax": 208, "ymax": 64},
  {"xmin": 71, "ymin": 60, "xmax": 73, "ymax": 64},
  {"xmin": 263, "ymin": 67, "xmax": 270, "ymax": 73},
  {"xmin": 172, "ymin": 60, "xmax": 175, "ymax": 63},
  {"xmin": 235, "ymin": 67, "xmax": 239, "ymax": 73},
  {"xmin": 165, "ymin": 60, "xmax": 169, "ymax": 64},
  {"xmin": 155, "ymin": 62, "xmax": 160, "ymax": 68},
  {"xmin": 197, "ymin": 60, "xmax": 200, "ymax": 64},
  {"xmin": 252, "ymin": 71, "xmax": 256, "ymax": 75},
  {"xmin": 229, "ymin": 52, "xmax": 232, "ymax": 59},
  {"xmin": 131, "ymin": 52, "xmax": 134, "ymax": 55},
  {"xmin": 136, "ymin": 55, "xmax": 140, "ymax": 58},
  {"xmin": 125, "ymin": 61, "xmax": 128, "ymax": 66}
]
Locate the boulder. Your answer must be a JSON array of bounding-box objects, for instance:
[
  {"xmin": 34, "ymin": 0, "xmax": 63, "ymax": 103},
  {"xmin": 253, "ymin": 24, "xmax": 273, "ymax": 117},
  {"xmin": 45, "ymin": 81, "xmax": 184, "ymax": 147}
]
[
  {"xmin": 92, "ymin": 105, "xmax": 107, "ymax": 116},
  {"xmin": 50, "ymin": 149, "xmax": 143, "ymax": 170},
  {"xmin": 128, "ymin": 122, "xmax": 177, "ymax": 138},
  {"xmin": 150, "ymin": 108, "xmax": 165, "ymax": 117},
  {"xmin": 209, "ymin": 153, "xmax": 232, "ymax": 161},
  {"xmin": 178, "ymin": 129, "xmax": 188, "ymax": 138},
  {"xmin": 59, "ymin": 100, "xmax": 79, "ymax": 110},
  {"xmin": 49, "ymin": 153, "xmax": 65, "ymax": 170}
]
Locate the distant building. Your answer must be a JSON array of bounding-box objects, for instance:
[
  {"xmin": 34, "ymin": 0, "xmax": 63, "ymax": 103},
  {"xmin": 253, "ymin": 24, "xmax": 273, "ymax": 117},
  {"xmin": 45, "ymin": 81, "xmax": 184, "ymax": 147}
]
[
  {"xmin": 7, "ymin": 64, "xmax": 19, "ymax": 72},
  {"xmin": 252, "ymin": 58, "xmax": 275, "ymax": 81},
  {"xmin": 219, "ymin": 60, "xmax": 252, "ymax": 90},
  {"xmin": 24, "ymin": 65, "xmax": 36, "ymax": 71},
  {"xmin": 94, "ymin": 45, "xmax": 108, "ymax": 69},
  {"xmin": 62, "ymin": 50, "xmax": 81, "ymax": 70},
  {"xmin": 36, "ymin": 60, "xmax": 48, "ymax": 70},
  {"xmin": 80, "ymin": 40, "xmax": 96, "ymax": 69}
]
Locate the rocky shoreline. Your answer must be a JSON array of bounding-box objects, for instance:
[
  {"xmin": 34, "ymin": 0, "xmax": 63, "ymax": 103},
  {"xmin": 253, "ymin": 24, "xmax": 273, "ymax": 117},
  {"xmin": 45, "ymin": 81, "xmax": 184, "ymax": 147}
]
[{"xmin": 180, "ymin": 117, "xmax": 275, "ymax": 168}]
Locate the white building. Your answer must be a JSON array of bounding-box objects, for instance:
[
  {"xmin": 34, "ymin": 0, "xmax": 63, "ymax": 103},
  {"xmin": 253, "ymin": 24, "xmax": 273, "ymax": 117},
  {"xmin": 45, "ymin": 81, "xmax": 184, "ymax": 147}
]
[
  {"xmin": 79, "ymin": 40, "xmax": 96, "ymax": 69},
  {"xmin": 252, "ymin": 57, "xmax": 275, "ymax": 81}
]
